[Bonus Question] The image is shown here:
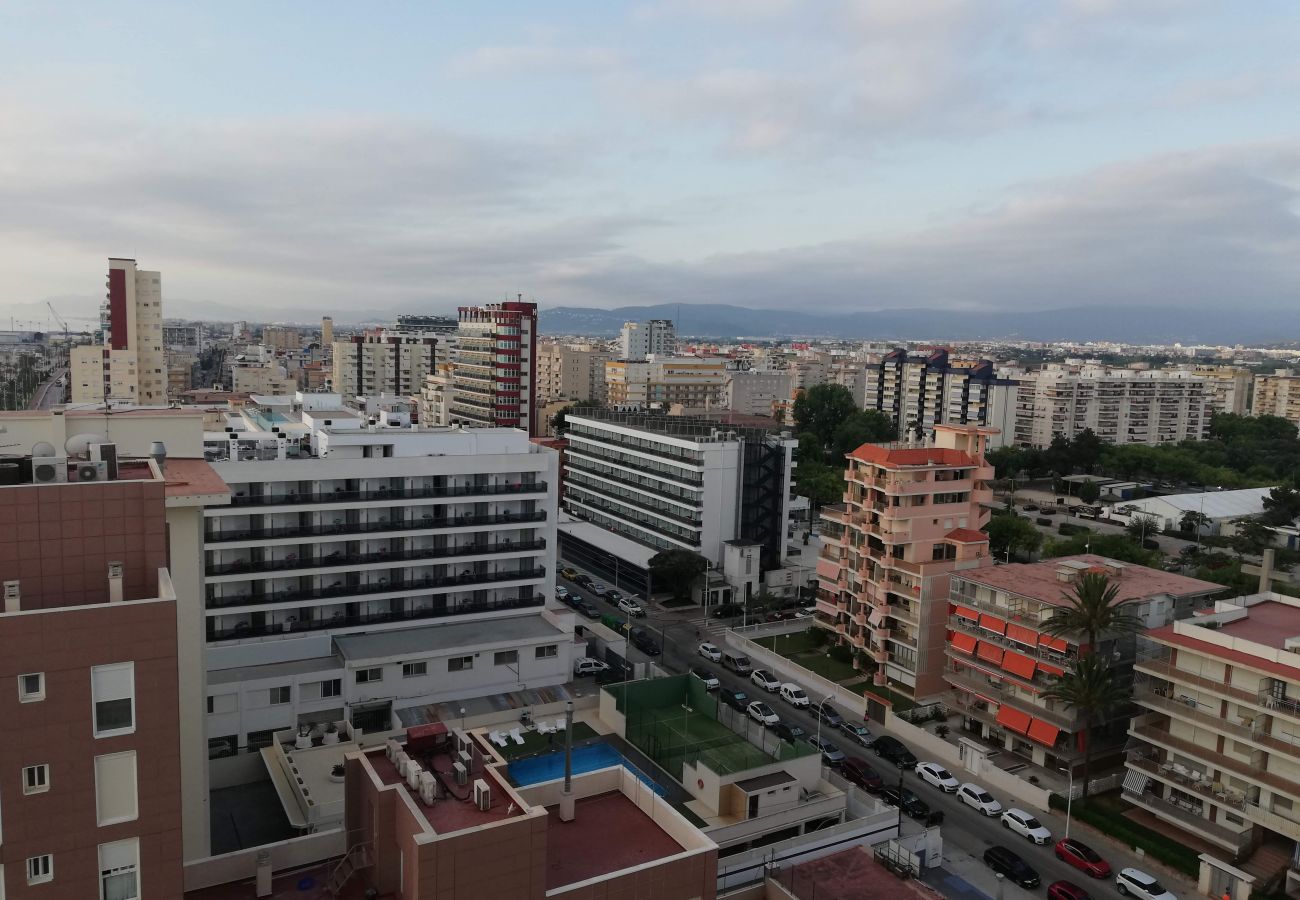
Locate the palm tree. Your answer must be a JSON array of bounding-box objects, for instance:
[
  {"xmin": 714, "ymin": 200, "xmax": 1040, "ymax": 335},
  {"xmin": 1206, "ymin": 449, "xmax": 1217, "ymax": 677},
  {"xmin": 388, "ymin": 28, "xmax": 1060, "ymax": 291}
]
[
  {"xmin": 1042, "ymin": 571, "xmax": 1144, "ymax": 653},
  {"xmin": 1042, "ymin": 654, "xmax": 1129, "ymax": 796}
]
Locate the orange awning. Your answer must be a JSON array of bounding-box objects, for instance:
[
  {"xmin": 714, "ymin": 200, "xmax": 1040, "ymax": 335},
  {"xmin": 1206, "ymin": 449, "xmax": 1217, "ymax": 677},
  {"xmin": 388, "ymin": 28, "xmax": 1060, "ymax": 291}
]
[
  {"xmin": 1038, "ymin": 662, "xmax": 1066, "ymax": 678},
  {"xmin": 980, "ymin": 614, "xmax": 1007, "ymax": 635},
  {"xmin": 1027, "ymin": 718, "xmax": 1061, "ymax": 747},
  {"xmin": 1006, "ymin": 623, "xmax": 1038, "ymax": 646},
  {"xmin": 976, "ymin": 642, "xmax": 1004, "ymax": 665},
  {"xmin": 1038, "ymin": 634, "xmax": 1069, "ymax": 653},
  {"xmin": 954, "ymin": 605, "xmax": 979, "ymax": 621},
  {"xmin": 1003, "ymin": 651, "xmax": 1037, "ymax": 681},
  {"xmin": 996, "ymin": 705, "xmax": 1032, "ymax": 735},
  {"xmin": 951, "ymin": 632, "xmax": 978, "ymax": 655}
]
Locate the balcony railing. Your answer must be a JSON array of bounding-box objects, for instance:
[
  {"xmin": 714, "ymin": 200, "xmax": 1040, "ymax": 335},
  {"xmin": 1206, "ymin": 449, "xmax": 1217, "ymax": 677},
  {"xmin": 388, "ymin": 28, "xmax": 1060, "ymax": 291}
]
[
  {"xmin": 944, "ymin": 668, "xmax": 1082, "ymax": 729},
  {"xmin": 1121, "ymin": 787, "xmax": 1252, "ymax": 852},
  {"xmin": 206, "ymin": 510, "xmax": 547, "ymax": 544},
  {"xmin": 227, "ymin": 481, "xmax": 546, "ymax": 508},
  {"xmin": 1134, "ymin": 682, "xmax": 1300, "ymax": 759},
  {"xmin": 1130, "ymin": 720, "xmax": 1300, "ymax": 799},
  {"xmin": 207, "ymin": 593, "xmax": 546, "ymax": 641},
  {"xmin": 206, "ymin": 538, "xmax": 546, "ymax": 577},
  {"xmin": 207, "ymin": 566, "xmax": 546, "ymax": 608}
]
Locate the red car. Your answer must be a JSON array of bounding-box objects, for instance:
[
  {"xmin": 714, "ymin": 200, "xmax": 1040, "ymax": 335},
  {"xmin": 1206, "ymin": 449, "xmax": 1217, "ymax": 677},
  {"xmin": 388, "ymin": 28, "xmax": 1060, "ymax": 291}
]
[
  {"xmin": 839, "ymin": 757, "xmax": 883, "ymax": 793},
  {"xmin": 1054, "ymin": 838, "xmax": 1111, "ymax": 878},
  {"xmin": 1047, "ymin": 881, "xmax": 1091, "ymax": 900}
]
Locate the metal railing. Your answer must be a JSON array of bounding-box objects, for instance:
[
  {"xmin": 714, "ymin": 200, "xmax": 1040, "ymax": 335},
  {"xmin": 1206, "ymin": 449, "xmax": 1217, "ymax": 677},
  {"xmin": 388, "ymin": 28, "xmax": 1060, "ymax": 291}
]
[
  {"xmin": 206, "ymin": 538, "xmax": 546, "ymax": 577},
  {"xmin": 228, "ymin": 480, "xmax": 546, "ymax": 508},
  {"xmin": 205, "ymin": 510, "xmax": 547, "ymax": 543},
  {"xmin": 206, "ymin": 566, "xmax": 547, "ymax": 608}
]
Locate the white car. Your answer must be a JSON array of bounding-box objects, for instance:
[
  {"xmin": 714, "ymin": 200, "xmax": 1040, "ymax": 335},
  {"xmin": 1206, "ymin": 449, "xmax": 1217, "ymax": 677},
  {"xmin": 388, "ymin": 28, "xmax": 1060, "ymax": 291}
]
[
  {"xmin": 779, "ymin": 683, "xmax": 810, "ymax": 707},
  {"xmin": 750, "ymin": 669, "xmax": 781, "ymax": 692},
  {"xmin": 956, "ymin": 782, "xmax": 1002, "ymax": 816},
  {"xmin": 1116, "ymin": 867, "xmax": 1178, "ymax": 900},
  {"xmin": 617, "ymin": 597, "xmax": 646, "ymax": 617},
  {"xmin": 747, "ymin": 701, "xmax": 779, "ymax": 726},
  {"xmin": 914, "ymin": 762, "xmax": 959, "ymax": 793},
  {"xmin": 573, "ymin": 657, "xmax": 610, "ymax": 677},
  {"xmin": 555, "ymin": 586, "xmax": 570, "ymax": 601},
  {"xmin": 1000, "ymin": 808, "xmax": 1052, "ymax": 845},
  {"xmin": 698, "ymin": 642, "xmax": 722, "ymax": 662}
]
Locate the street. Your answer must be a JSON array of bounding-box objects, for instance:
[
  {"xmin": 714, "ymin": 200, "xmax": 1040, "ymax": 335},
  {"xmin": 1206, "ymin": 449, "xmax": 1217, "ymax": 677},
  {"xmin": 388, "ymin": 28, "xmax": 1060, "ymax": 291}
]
[
  {"xmin": 28, "ymin": 366, "xmax": 66, "ymax": 410},
  {"xmin": 558, "ymin": 558, "xmax": 1201, "ymax": 900}
]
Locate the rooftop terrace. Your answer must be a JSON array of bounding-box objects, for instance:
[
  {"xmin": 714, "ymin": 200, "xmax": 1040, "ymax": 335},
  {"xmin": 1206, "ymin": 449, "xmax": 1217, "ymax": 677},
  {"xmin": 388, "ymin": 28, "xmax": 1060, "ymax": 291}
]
[{"xmin": 543, "ymin": 793, "xmax": 687, "ymax": 889}]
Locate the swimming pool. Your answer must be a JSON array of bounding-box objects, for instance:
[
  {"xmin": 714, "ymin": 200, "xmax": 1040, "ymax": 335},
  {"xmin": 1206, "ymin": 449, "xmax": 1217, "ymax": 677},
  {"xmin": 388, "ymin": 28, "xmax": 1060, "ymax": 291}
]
[{"xmin": 507, "ymin": 742, "xmax": 667, "ymax": 797}]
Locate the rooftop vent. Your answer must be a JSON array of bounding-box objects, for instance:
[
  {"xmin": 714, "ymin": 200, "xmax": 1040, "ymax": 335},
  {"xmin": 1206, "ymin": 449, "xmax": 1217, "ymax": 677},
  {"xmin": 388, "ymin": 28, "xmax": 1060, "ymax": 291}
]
[{"xmin": 3, "ymin": 580, "xmax": 19, "ymax": 613}]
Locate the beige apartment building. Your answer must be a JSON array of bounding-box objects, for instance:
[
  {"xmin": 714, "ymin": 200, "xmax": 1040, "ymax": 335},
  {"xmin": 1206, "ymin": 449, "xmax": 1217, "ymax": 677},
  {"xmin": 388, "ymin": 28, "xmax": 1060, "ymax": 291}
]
[
  {"xmin": 332, "ymin": 332, "xmax": 447, "ymax": 400},
  {"xmin": 260, "ymin": 325, "xmax": 303, "ymax": 351},
  {"xmin": 1251, "ymin": 370, "xmax": 1300, "ymax": 427},
  {"xmin": 1012, "ymin": 364, "xmax": 1210, "ymax": 448},
  {"xmin": 605, "ymin": 357, "xmax": 727, "ymax": 410},
  {"xmin": 230, "ymin": 362, "xmax": 297, "ymax": 396},
  {"xmin": 1184, "ymin": 364, "xmax": 1252, "ymax": 416},
  {"xmin": 70, "ymin": 258, "xmax": 166, "ymax": 404},
  {"xmin": 1128, "ymin": 592, "xmax": 1300, "ymax": 880},
  {"xmin": 537, "ymin": 341, "xmax": 611, "ymax": 404},
  {"xmin": 815, "ymin": 425, "xmax": 995, "ymax": 699}
]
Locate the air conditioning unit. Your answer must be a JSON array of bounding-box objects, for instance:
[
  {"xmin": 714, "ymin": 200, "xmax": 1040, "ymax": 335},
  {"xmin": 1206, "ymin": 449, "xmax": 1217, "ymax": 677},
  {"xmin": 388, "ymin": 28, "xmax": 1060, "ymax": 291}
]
[
  {"xmin": 32, "ymin": 457, "xmax": 67, "ymax": 484},
  {"xmin": 385, "ymin": 739, "xmax": 401, "ymax": 761},
  {"xmin": 406, "ymin": 761, "xmax": 422, "ymax": 791},
  {"xmin": 457, "ymin": 749, "xmax": 473, "ymax": 770},
  {"xmin": 393, "ymin": 751, "xmax": 409, "ymax": 777},
  {"xmin": 90, "ymin": 442, "xmax": 119, "ymax": 479},
  {"xmin": 453, "ymin": 761, "xmax": 467, "ymax": 785},
  {"xmin": 418, "ymin": 771, "xmax": 438, "ymax": 805},
  {"xmin": 473, "ymin": 778, "xmax": 491, "ymax": 811},
  {"xmin": 76, "ymin": 461, "xmax": 108, "ymax": 482}
]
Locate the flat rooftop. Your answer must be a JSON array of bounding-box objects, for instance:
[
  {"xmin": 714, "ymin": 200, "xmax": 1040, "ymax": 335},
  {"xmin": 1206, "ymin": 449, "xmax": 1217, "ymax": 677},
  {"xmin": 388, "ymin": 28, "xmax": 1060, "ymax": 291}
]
[
  {"xmin": 1211, "ymin": 600, "xmax": 1300, "ymax": 650},
  {"xmin": 958, "ymin": 554, "xmax": 1221, "ymax": 606},
  {"xmin": 334, "ymin": 614, "xmax": 565, "ymax": 663},
  {"xmin": 366, "ymin": 747, "xmax": 523, "ymax": 834},
  {"xmin": 558, "ymin": 512, "xmax": 657, "ymax": 569},
  {"xmin": 780, "ymin": 846, "xmax": 943, "ymax": 900},
  {"xmin": 544, "ymin": 793, "xmax": 686, "ymax": 889}
]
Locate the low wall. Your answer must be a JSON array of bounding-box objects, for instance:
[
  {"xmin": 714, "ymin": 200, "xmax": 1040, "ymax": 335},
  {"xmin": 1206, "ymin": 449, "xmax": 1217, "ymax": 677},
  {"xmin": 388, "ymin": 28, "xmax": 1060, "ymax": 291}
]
[
  {"xmin": 724, "ymin": 628, "xmax": 868, "ymax": 719},
  {"xmin": 715, "ymin": 811, "xmax": 898, "ymax": 892},
  {"xmin": 209, "ymin": 750, "xmax": 270, "ymax": 790},
  {"xmin": 182, "ymin": 829, "xmax": 346, "ymax": 892}
]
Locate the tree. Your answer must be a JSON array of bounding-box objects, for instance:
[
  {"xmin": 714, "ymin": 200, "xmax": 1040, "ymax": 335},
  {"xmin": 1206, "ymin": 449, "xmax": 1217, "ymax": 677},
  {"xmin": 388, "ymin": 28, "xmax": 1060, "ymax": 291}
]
[
  {"xmin": 1178, "ymin": 509, "xmax": 1211, "ymax": 535},
  {"xmin": 1235, "ymin": 519, "xmax": 1276, "ymax": 556},
  {"xmin": 830, "ymin": 410, "xmax": 896, "ymax": 459},
  {"xmin": 1041, "ymin": 571, "xmax": 1145, "ymax": 652},
  {"xmin": 1076, "ymin": 480, "xmax": 1101, "ymax": 506},
  {"xmin": 648, "ymin": 550, "xmax": 708, "ymax": 601},
  {"xmin": 1125, "ymin": 513, "xmax": 1161, "ymax": 544},
  {"xmin": 1044, "ymin": 532, "xmax": 1160, "ymax": 567},
  {"xmin": 796, "ymin": 460, "xmax": 844, "ymax": 512},
  {"xmin": 1071, "ymin": 429, "xmax": 1105, "ymax": 474},
  {"xmin": 985, "ymin": 512, "xmax": 1042, "ymax": 562},
  {"xmin": 549, "ymin": 402, "xmax": 584, "ymax": 436},
  {"xmin": 793, "ymin": 384, "xmax": 859, "ymax": 451},
  {"xmin": 1042, "ymin": 655, "xmax": 1129, "ymax": 797},
  {"xmin": 1262, "ymin": 487, "xmax": 1300, "ymax": 527}
]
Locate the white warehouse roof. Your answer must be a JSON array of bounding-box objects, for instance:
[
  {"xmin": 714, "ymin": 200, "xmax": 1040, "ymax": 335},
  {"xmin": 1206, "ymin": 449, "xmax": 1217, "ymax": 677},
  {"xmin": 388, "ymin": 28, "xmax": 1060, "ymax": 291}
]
[{"xmin": 1120, "ymin": 487, "xmax": 1276, "ymax": 522}]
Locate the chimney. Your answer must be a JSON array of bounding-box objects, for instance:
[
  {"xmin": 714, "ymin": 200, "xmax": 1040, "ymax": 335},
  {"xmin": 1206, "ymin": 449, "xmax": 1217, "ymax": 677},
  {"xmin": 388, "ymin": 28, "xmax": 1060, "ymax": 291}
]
[
  {"xmin": 108, "ymin": 562, "xmax": 124, "ymax": 603},
  {"xmin": 3, "ymin": 580, "xmax": 19, "ymax": 613}
]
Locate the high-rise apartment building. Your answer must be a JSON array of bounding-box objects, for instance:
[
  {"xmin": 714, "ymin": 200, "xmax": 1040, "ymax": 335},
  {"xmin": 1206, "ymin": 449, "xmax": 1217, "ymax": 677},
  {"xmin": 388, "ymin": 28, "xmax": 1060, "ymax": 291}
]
[
  {"xmin": 1251, "ymin": 370, "xmax": 1300, "ymax": 427},
  {"xmin": 537, "ymin": 342, "xmax": 612, "ymax": 404},
  {"xmin": 724, "ymin": 369, "xmax": 791, "ymax": 418},
  {"xmin": 814, "ymin": 425, "xmax": 994, "ymax": 699},
  {"xmin": 1182, "ymin": 364, "xmax": 1252, "ymax": 416},
  {"xmin": 604, "ymin": 357, "xmax": 727, "ymax": 410},
  {"xmin": 261, "ymin": 325, "xmax": 302, "ymax": 351},
  {"xmin": 70, "ymin": 258, "xmax": 166, "ymax": 404},
  {"xmin": 619, "ymin": 319, "xmax": 676, "ymax": 361},
  {"xmin": 447, "ymin": 300, "xmax": 538, "ymax": 434},
  {"xmin": 1012, "ymin": 365, "xmax": 1210, "ymax": 448},
  {"xmin": 231, "ymin": 361, "xmax": 297, "ymax": 396},
  {"xmin": 332, "ymin": 332, "xmax": 447, "ymax": 400},
  {"xmin": 860, "ymin": 349, "xmax": 1019, "ymax": 449},
  {"xmin": 320, "ymin": 316, "xmax": 333, "ymax": 345}
]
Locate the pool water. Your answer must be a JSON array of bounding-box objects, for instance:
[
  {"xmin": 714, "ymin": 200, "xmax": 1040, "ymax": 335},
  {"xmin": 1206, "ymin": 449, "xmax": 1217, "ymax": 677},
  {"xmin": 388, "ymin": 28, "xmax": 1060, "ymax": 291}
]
[{"xmin": 507, "ymin": 742, "xmax": 667, "ymax": 797}]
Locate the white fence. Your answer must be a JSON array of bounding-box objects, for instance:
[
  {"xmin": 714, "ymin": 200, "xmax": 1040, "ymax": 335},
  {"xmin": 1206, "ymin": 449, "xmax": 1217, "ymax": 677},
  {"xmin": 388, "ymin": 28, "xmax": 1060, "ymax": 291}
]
[
  {"xmin": 725, "ymin": 626, "xmax": 868, "ymax": 720},
  {"xmin": 182, "ymin": 829, "xmax": 346, "ymax": 892}
]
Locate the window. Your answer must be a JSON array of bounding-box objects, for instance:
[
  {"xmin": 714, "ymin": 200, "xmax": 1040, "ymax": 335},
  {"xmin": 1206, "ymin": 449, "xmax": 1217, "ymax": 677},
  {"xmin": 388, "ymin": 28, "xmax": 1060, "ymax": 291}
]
[
  {"xmin": 355, "ymin": 668, "xmax": 382, "ymax": 684},
  {"xmin": 402, "ymin": 662, "xmax": 427, "ymax": 678},
  {"xmin": 535, "ymin": 645, "xmax": 558, "ymax": 660},
  {"xmin": 448, "ymin": 656, "xmax": 473, "ymax": 672},
  {"xmin": 26, "ymin": 854, "xmax": 53, "ymax": 885},
  {"xmin": 494, "ymin": 650, "xmax": 518, "ymax": 666},
  {"xmin": 269, "ymin": 686, "xmax": 291, "ymax": 705},
  {"xmin": 23, "ymin": 764, "xmax": 50, "ymax": 794},
  {"xmin": 208, "ymin": 736, "xmax": 237, "ymax": 759},
  {"xmin": 19, "ymin": 672, "xmax": 45, "ymax": 703},
  {"xmin": 208, "ymin": 693, "xmax": 237, "ymax": 715},
  {"xmin": 246, "ymin": 728, "xmax": 283, "ymax": 751},
  {"xmin": 99, "ymin": 838, "xmax": 139, "ymax": 900},
  {"xmin": 91, "ymin": 663, "xmax": 135, "ymax": 738},
  {"xmin": 94, "ymin": 751, "xmax": 138, "ymax": 826},
  {"xmin": 321, "ymin": 678, "xmax": 342, "ymax": 698}
]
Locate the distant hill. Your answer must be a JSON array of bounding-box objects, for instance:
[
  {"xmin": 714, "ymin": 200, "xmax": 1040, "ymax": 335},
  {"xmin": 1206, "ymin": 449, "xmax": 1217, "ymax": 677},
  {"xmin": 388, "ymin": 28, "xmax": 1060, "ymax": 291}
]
[{"xmin": 538, "ymin": 303, "xmax": 1300, "ymax": 345}]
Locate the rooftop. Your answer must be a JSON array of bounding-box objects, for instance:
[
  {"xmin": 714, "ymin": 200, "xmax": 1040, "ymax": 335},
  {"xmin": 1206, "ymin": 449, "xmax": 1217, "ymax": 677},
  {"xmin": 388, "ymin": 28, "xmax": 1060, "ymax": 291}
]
[
  {"xmin": 776, "ymin": 846, "xmax": 943, "ymax": 900},
  {"xmin": 162, "ymin": 457, "xmax": 230, "ymax": 501},
  {"xmin": 557, "ymin": 512, "xmax": 659, "ymax": 569},
  {"xmin": 958, "ymin": 554, "xmax": 1222, "ymax": 606},
  {"xmin": 1213, "ymin": 600, "xmax": 1300, "ymax": 650},
  {"xmin": 1122, "ymin": 487, "xmax": 1277, "ymax": 520},
  {"xmin": 543, "ymin": 793, "xmax": 687, "ymax": 889},
  {"xmin": 333, "ymin": 613, "xmax": 565, "ymax": 663},
  {"xmin": 365, "ymin": 746, "xmax": 525, "ymax": 834},
  {"xmin": 848, "ymin": 443, "xmax": 979, "ymax": 469}
]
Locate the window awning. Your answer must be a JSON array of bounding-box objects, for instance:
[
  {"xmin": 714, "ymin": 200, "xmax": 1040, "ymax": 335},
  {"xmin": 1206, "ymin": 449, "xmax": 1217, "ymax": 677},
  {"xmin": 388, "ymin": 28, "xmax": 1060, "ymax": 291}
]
[
  {"xmin": 1038, "ymin": 662, "xmax": 1066, "ymax": 678},
  {"xmin": 976, "ymin": 642, "xmax": 1004, "ymax": 665},
  {"xmin": 996, "ymin": 705, "xmax": 1032, "ymax": 735},
  {"xmin": 1006, "ymin": 623, "xmax": 1038, "ymax": 646},
  {"xmin": 1027, "ymin": 718, "xmax": 1061, "ymax": 747},
  {"xmin": 954, "ymin": 605, "xmax": 979, "ymax": 621},
  {"xmin": 951, "ymin": 632, "xmax": 978, "ymax": 655},
  {"xmin": 1002, "ymin": 651, "xmax": 1037, "ymax": 681},
  {"xmin": 980, "ymin": 614, "xmax": 1007, "ymax": 635},
  {"xmin": 868, "ymin": 607, "xmax": 886, "ymax": 626},
  {"xmin": 1038, "ymin": 633, "xmax": 1070, "ymax": 653}
]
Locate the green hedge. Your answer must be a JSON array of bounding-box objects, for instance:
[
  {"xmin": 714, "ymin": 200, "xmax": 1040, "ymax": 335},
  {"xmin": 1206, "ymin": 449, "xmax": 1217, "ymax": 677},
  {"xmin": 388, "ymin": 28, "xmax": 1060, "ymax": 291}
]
[{"xmin": 1048, "ymin": 793, "xmax": 1200, "ymax": 877}]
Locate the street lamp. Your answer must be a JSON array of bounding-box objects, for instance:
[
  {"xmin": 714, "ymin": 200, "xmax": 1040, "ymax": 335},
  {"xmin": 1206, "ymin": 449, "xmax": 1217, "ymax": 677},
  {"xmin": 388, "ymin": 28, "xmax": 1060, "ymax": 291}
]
[
  {"xmin": 1058, "ymin": 765, "xmax": 1075, "ymax": 839},
  {"xmin": 814, "ymin": 692, "xmax": 835, "ymax": 747},
  {"xmin": 896, "ymin": 761, "xmax": 907, "ymax": 836}
]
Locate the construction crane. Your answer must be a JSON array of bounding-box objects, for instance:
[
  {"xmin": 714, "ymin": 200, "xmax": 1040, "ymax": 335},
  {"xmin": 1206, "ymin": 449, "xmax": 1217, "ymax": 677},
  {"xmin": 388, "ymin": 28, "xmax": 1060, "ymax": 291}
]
[{"xmin": 46, "ymin": 301, "xmax": 70, "ymax": 337}]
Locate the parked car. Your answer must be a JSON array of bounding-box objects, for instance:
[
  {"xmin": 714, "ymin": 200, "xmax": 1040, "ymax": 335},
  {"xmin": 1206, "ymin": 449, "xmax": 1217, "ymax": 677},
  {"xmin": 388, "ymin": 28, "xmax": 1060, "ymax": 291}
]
[
  {"xmin": 880, "ymin": 785, "xmax": 930, "ymax": 819},
  {"xmin": 771, "ymin": 721, "xmax": 807, "ymax": 743},
  {"xmin": 750, "ymin": 669, "xmax": 781, "ymax": 692},
  {"xmin": 572, "ymin": 573, "xmax": 593, "ymax": 588},
  {"xmin": 576, "ymin": 600, "xmax": 601, "ymax": 619},
  {"xmin": 617, "ymin": 597, "xmax": 646, "ymax": 617},
  {"xmin": 1039, "ymin": 506, "xmax": 1056, "ymax": 516},
  {"xmin": 914, "ymin": 762, "xmax": 959, "ymax": 793},
  {"xmin": 554, "ymin": 586, "xmax": 570, "ymax": 602},
  {"xmin": 697, "ymin": 642, "xmax": 722, "ymax": 662},
  {"xmin": 1115, "ymin": 868, "xmax": 1177, "ymax": 900},
  {"xmin": 813, "ymin": 702, "xmax": 845, "ymax": 729},
  {"xmin": 982, "ymin": 846, "xmax": 1041, "ymax": 889},
  {"xmin": 1022, "ymin": 503, "xmax": 1039, "ymax": 512},
  {"xmin": 573, "ymin": 657, "xmax": 610, "ymax": 677},
  {"xmin": 710, "ymin": 603, "xmax": 744, "ymax": 619},
  {"xmin": 590, "ymin": 582, "xmax": 610, "ymax": 597},
  {"xmin": 779, "ymin": 683, "xmax": 810, "ymax": 707},
  {"xmin": 747, "ymin": 701, "xmax": 780, "ymax": 726},
  {"xmin": 560, "ymin": 566, "xmax": 579, "ymax": 580},
  {"xmin": 840, "ymin": 758, "xmax": 883, "ymax": 793},
  {"xmin": 807, "ymin": 736, "xmax": 846, "ymax": 766},
  {"xmin": 690, "ymin": 667, "xmax": 720, "ymax": 691},
  {"xmin": 870, "ymin": 735, "xmax": 917, "ymax": 767},
  {"xmin": 1055, "ymin": 838, "xmax": 1111, "ymax": 878},
  {"xmin": 722, "ymin": 652, "xmax": 753, "ymax": 675},
  {"xmin": 956, "ymin": 782, "xmax": 1001, "ymax": 816},
  {"xmin": 1001, "ymin": 808, "xmax": 1053, "ymax": 845},
  {"xmin": 628, "ymin": 627, "xmax": 660, "ymax": 656},
  {"xmin": 1048, "ymin": 881, "xmax": 1091, "ymax": 900},
  {"xmin": 837, "ymin": 721, "xmax": 873, "ymax": 747},
  {"xmin": 605, "ymin": 589, "xmax": 623, "ymax": 604},
  {"xmin": 720, "ymin": 689, "xmax": 749, "ymax": 711}
]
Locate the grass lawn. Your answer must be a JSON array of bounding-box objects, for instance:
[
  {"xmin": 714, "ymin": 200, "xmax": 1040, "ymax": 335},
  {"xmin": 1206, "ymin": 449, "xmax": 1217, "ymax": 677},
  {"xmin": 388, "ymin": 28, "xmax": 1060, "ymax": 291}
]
[
  {"xmin": 1051, "ymin": 791, "xmax": 1201, "ymax": 878},
  {"xmin": 792, "ymin": 652, "xmax": 860, "ymax": 683},
  {"xmin": 493, "ymin": 721, "xmax": 599, "ymax": 760},
  {"xmin": 755, "ymin": 630, "xmax": 861, "ymax": 684},
  {"xmin": 863, "ymin": 684, "xmax": 917, "ymax": 713},
  {"xmin": 754, "ymin": 630, "xmax": 822, "ymax": 655}
]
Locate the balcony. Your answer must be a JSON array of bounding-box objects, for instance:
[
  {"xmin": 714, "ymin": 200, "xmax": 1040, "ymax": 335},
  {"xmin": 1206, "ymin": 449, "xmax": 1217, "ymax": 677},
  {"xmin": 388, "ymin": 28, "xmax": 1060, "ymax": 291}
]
[
  {"xmin": 206, "ymin": 510, "xmax": 548, "ymax": 544},
  {"xmin": 1121, "ymin": 788, "xmax": 1252, "ymax": 854},
  {"xmin": 226, "ymin": 480, "xmax": 547, "ymax": 508},
  {"xmin": 207, "ymin": 593, "xmax": 546, "ymax": 641},
  {"xmin": 1129, "ymin": 720, "xmax": 1300, "ymax": 799},
  {"xmin": 206, "ymin": 538, "xmax": 546, "ymax": 578},
  {"xmin": 944, "ymin": 668, "xmax": 1081, "ymax": 729},
  {"xmin": 207, "ymin": 566, "xmax": 548, "ymax": 609},
  {"xmin": 1134, "ymin": 682, "xmax": 1300, "ymax": 759}
]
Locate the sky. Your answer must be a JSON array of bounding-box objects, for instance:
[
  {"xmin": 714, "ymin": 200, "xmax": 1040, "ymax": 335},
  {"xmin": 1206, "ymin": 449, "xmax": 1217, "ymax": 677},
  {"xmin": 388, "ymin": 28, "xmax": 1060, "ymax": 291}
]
[{"xmin": 1, "ymin": 0, "xmax": 1299, "ymax": 326}]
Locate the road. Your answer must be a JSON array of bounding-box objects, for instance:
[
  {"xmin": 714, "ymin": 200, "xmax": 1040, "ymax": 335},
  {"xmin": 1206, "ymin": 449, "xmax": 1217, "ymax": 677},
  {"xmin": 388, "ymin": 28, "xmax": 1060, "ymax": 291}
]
[
  {"xmin": 28, "ymin": 366, "xmax": 66, "ymax": 409},
  {"xmin": 559, "ymin": 557, "xmax": 1201, "ymax": 900}
]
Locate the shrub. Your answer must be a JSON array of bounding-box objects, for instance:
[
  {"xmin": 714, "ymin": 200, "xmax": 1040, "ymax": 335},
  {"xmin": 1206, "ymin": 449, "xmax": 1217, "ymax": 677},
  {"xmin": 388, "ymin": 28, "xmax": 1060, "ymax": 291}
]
[
  {"xmin": 807, "ymin": 627, "xmax": 830, "ymax": 648},
  {"xmin": 935, "ymin": 724, "xmax": 950, "ymax": 739},
  {"xmin": 828, "ymin": 642, "xmax": 854, "ymax": 665}
]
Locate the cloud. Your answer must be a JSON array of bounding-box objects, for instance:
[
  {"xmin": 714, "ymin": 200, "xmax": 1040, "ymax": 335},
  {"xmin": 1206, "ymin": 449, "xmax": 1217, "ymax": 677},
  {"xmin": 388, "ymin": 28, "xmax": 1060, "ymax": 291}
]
[{"xmin": 447, "ymin": 43, "xmax": 622, "ymax": 76}]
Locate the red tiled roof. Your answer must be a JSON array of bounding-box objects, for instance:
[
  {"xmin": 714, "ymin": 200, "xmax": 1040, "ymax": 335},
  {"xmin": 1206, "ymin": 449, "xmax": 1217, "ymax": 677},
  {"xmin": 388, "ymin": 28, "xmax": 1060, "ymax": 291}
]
[
  {"xmin": 848, "ymin": 444, "xmax": 979, "ymax": 469},
  {"xmin": 946, "ymin": 527, "xmax": 988, "ymax": 543},
  {"xmin": 1149, "ymin": 625, "xmax": 1300, "ymax": 682},
  {"xmin": 957, "ymin": 555, "xmax": 1221, "ymax": 607}
]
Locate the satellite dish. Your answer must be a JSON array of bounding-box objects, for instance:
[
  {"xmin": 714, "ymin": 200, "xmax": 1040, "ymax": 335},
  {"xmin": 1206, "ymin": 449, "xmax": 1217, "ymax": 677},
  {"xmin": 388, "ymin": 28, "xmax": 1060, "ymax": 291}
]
[
  {"xmin": 31, "ymin": 441, "xmax": 57, "ymax": 457},
  {"xmin": 65, "ymin": 432, "xmax": 109, "ymax": 458}
]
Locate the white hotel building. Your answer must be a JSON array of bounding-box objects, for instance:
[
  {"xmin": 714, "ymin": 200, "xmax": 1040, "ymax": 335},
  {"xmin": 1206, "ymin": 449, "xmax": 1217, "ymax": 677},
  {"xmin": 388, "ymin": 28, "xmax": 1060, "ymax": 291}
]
[{"xmin": 200, "ymin": 393, "xmax": 570, "ymax": 752}]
